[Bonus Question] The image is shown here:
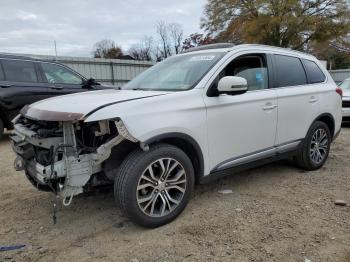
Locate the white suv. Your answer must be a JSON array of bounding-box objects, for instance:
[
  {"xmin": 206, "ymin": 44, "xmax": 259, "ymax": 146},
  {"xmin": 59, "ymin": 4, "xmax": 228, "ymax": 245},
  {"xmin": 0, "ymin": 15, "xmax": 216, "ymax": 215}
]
[{"xmin": 11, "ymin": 44, "xmax": 342, "ymax": 227}]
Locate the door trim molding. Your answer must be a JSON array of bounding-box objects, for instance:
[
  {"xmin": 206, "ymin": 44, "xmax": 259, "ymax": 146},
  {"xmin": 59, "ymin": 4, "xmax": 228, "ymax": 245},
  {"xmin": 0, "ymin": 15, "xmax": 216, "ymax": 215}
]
[{"xmin": 211, "ymin": 139, "xmax": 302, "ymax": 173}]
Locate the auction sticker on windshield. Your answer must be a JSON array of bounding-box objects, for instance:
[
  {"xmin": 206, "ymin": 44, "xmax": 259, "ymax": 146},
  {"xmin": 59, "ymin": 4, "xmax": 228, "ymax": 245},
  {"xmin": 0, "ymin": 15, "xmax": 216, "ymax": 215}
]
[{"xmin": 189, "ymin": 55, "xmax": 216, "ymax": 61}]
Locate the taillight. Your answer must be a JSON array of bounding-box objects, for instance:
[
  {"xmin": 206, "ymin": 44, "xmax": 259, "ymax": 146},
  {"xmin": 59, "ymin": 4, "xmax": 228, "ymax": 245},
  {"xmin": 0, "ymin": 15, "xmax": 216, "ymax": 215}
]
[{"xmin": 336, "ymin": 87, "xmax": 343, "ymax": 97}]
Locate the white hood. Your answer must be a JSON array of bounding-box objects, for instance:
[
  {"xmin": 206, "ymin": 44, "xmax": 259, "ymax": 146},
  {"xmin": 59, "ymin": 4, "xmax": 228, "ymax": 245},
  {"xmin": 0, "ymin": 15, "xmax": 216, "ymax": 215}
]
[{"xmin": 21, "ymin": 89, "xmax": 169, "ymax": 121}]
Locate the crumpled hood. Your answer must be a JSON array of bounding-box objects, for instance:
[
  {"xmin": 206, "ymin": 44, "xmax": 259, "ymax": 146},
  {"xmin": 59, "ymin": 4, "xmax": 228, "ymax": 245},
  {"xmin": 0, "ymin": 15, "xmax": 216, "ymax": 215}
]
[{"xmin": 21, "ymin": 89, "xmax": 169, "ymax": 121}]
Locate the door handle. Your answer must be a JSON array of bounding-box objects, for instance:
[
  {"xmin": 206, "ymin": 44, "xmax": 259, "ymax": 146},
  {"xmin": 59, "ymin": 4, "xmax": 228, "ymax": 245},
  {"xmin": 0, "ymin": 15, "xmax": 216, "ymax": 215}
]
[
  {"xmin": 262, "ymin": 102, "xmax": 277, "ymax": 111},
  {"xmin": 0, "ymin": 84, "xmax": 12, "ymax": 88},
  {"xmin": 309, "ymin": 96, "xmax": 318, "ymax": 103}
]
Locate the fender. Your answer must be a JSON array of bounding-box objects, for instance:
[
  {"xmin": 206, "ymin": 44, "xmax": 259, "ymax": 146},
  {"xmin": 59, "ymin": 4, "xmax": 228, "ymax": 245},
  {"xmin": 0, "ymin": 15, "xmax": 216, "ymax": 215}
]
[
  {"xmin": 144, "ymin": 132, "xmax": 205, "ymax": 181},
  {"xmin": 311, "ymin": 112, "xmax": 336, "ymax": 138}
]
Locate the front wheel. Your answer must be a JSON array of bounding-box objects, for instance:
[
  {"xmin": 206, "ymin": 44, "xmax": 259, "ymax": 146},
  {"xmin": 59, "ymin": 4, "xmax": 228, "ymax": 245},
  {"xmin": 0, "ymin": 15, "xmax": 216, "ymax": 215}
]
[
  {"xmin": 295, "ymin": 121, "xmax": 331, "ymax": 170},
  {"xmin": 114, "ymin": 143, "xmax": 194, "ymax": 228}
]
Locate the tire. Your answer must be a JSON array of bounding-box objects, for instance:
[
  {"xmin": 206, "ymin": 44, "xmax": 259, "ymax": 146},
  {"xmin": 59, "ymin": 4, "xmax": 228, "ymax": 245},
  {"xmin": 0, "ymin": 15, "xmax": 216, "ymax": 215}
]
[
  {"xmin": 0, "ymin": 118, "xmax": 4, "ymax": 140},
  {"xmin": 114, "ymin": 143, "xmax": 194, "ymax": 228},
  {"xmin": 295, "ymin": 121, "xmax": 331, "ymax": 170}
]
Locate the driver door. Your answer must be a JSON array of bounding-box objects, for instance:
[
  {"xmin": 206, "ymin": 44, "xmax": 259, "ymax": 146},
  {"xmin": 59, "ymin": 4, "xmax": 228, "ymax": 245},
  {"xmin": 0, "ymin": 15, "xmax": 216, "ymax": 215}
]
[
  {"xmin": 38, "ymin": 62, "xmax": 86, "ymax": 96},
  {"xmin": 204, "ymin": 52, "xmax": 278, "ymax": 172}
]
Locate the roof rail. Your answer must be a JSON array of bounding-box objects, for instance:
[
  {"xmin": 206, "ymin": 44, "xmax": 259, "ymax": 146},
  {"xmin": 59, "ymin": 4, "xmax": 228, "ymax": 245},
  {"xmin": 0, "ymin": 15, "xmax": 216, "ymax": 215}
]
[
  {"xmin": 0, "ymin": 53, "xmax": 38, "ymax": 60},
  {"xmin": 183, "ymin": 43, "xmax": 235, "ymax": 53}
]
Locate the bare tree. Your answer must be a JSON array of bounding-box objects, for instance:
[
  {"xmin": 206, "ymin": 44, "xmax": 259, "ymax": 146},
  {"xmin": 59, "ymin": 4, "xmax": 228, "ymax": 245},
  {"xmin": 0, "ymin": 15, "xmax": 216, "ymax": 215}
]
[
  {"xmin": 153, "ymin": 46, "xmax": 164, "ymax": 62},
  {"xmin": 156, "ymin": 21, "xmax": 172, "ymax": 59},
  {"xmin": 168, "ymin": 23, "xmax": 184, "ymax": 54},
  {"xmin": 128, "ymin": 36, "xmax": 154, "ymax": 61},
  {"xmin": 92, "ymin": 39, "xmax": 124, "ymax": 59}
]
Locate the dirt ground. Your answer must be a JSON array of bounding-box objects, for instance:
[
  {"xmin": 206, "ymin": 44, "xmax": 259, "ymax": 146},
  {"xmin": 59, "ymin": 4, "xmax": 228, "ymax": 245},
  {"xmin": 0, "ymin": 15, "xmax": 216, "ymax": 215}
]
[{"xmin": 0, "ymin": 128, "xmax": 349, "ymax": 262}]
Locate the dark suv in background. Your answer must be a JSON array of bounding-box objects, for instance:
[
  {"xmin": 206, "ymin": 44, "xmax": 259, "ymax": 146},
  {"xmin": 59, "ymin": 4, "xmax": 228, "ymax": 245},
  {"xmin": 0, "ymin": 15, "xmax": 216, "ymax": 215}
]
[{"xmin": 0, "ymin": 54, "xmax": 111, "ymax": 138}]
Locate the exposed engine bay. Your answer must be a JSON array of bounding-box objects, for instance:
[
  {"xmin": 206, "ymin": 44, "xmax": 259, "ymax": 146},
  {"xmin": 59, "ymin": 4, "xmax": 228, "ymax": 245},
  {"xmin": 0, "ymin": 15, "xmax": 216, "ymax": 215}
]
[{"xmin": 11, "ymin": 115, "xmax": 142, "ymax": 207}]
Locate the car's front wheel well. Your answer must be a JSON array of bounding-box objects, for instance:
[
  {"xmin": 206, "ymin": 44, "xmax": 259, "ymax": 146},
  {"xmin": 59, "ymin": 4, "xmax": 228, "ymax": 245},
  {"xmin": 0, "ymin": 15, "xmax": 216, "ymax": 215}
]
[
  {"xmin": 147, "ymin": 135, "xmax": 204, "ymax": 184},
  {"xmin": 104, "ymin": 133, "xmax": 204, "ymax": 184},
  {"xmin": 103, "ymin": 140, "xmax": 139, "ymax": 180}
]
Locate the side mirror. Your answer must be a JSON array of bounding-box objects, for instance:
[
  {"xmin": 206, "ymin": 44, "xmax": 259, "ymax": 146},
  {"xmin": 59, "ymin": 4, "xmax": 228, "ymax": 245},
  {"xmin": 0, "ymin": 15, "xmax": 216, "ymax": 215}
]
[
  {"xmin": 217, "ymin": 76, "xmax": 248, "ymax": 95},
  {"xmin": 83, "ymin": 78, "xmax": 100, "ymax": 88}
]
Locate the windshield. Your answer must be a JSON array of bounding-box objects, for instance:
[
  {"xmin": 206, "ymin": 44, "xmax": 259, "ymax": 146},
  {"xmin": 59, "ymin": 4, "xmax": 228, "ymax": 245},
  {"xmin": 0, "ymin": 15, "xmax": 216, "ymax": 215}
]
[
  {"xmin": 340, "ymin": 79, "xmax": 350, "ymax": 90},
  {"xmin": 123, "ymin": 52, "xmax": 225, "ymax": 91}
]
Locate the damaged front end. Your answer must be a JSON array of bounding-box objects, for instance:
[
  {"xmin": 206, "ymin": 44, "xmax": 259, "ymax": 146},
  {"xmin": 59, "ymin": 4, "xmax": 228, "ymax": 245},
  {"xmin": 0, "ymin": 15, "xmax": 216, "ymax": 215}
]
[{"xmin": 11, "ymin": 115, "xmax": 140, "ymax": 206}]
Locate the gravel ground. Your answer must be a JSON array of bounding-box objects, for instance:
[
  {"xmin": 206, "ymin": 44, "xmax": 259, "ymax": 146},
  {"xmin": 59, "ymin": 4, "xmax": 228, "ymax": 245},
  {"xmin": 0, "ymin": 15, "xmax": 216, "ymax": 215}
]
[{"xmin": 0, "ymin": 128, "xmax": 349, "ymax": 262}]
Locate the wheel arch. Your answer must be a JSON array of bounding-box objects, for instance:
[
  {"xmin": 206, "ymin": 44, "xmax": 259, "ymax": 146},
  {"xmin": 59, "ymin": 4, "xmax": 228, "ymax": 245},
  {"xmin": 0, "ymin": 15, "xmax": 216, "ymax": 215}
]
[
  {"xmin": 313, "ymin": 113, "xmax": 335, "ymax": 138},
  {"xmin": 144, "ymin": 133, "xmax": 204, "ymax": 184}
]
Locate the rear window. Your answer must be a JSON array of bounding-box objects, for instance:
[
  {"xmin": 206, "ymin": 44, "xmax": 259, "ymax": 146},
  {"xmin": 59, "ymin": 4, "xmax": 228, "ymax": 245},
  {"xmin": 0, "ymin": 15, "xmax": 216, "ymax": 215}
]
[
  {"xmin": 274, "ymin": 55, "xmax": 307, "ymax": 87},
  {"xmin": 303, "ymin": 59, "xmax": 326, "ymax": 83},
  {"xmin": 2, "ymin": 59, "xmax": 38, "ymax": 82}
]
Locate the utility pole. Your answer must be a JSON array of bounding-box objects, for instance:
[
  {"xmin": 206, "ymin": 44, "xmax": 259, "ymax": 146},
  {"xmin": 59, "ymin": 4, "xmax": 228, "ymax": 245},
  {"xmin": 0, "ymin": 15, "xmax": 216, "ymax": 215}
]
[{"xmin": 54, "ymin": 40, "xmax": 58, "ymax": 60}]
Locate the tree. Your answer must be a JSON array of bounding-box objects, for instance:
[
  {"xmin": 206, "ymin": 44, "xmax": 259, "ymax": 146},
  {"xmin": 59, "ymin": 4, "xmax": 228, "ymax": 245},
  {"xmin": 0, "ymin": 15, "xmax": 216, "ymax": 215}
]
[
  {"xmin": 201, "ymin": 0, "xmax": 350, "ymax": 51},
  {"xmin": 156, "ymin": 21, "xmax": 184, "ymax": 59},
  {"xmin": 156, "ymin": 21, "xmax": 172, "ymax": 59},
  {"xmin": 128, "ymin": 36, "xmax": 154, "ymax": 61},
  {"xmin": 182, "ymin": 33, "xmax": 213, "ymax": 50},
  {"xmin": 92, "ymin": 39, "xmax": 124, "ymax": 59},
  {"xmin": 168, "ymin": 23, "xmax": 184, "ymax": 54},
  {"xmin": 311, "ymin": 38, "xmax": 350, "ymax": 69}
]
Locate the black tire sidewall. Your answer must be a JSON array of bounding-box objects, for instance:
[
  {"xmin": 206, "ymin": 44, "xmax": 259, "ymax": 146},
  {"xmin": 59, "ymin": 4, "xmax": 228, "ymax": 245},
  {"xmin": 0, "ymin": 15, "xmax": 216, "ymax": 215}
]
[
  {"xmin": 0, "ymin": 118, "xmax": 4, "ymax": 139},
  {"xmin": 116, "ymin": 144, "xmax": 194, "ymax": 228}
]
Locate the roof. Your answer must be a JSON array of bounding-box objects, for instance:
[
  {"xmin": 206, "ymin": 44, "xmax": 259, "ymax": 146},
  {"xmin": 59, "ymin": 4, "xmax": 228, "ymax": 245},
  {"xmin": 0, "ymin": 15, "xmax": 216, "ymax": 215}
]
[{"xmin": 0, "ymin": 53, "xmax": 39, "ymax": 61}]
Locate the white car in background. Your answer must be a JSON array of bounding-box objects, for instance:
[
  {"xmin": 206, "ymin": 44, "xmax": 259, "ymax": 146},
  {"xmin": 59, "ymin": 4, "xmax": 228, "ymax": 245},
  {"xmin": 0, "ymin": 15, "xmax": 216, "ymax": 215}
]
[
  {"xmin": 340, "ymin": 78, "xmax": 350, "ymax": 122},
  {"xmin": 11, "ymin": 44, "xmax": 342, "ymax": 228}
]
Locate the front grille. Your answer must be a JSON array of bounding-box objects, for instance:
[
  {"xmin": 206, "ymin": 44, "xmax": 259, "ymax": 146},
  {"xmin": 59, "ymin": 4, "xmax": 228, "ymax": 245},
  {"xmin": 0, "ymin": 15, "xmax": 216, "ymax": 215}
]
[{"xmin": 342, "ymin": 100, "xmax": 350, "ymax": 108}]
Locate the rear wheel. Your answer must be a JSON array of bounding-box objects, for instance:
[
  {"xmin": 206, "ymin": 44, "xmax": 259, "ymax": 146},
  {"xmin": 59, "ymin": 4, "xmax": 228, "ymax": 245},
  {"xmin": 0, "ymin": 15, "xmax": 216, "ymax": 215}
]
[
  {"xmin": 0, "ymin": 118, "xmax": 4, "ymax": 140},
  {"xmin": 114, "ymin": 143, "xmax": 194, "ymax": 228},
  {"xmin": 295, "ymin": 121, "xmax": 331, "ymax": 170}
]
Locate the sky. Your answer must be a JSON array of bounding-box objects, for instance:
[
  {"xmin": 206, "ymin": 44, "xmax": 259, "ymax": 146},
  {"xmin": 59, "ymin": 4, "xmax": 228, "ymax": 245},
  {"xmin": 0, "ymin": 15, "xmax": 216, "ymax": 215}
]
[{"xmin": 0, "ymin": 0, "xmax": 206, "ymax": 57}]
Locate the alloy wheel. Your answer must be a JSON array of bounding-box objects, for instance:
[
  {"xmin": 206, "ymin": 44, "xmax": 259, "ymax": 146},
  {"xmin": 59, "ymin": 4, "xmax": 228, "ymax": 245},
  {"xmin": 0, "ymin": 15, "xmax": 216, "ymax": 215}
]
[
  {"xmin": 310, "ymin": 128, "xmax": 329, "ymax": 164},
  {"xmin": 136, "ymin": 158, "xmax": 187, "ymax": 217}
]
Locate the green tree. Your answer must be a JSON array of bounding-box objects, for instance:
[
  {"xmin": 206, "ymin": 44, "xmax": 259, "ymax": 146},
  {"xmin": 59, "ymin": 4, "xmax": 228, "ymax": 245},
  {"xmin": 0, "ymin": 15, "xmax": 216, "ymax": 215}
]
[
  {"xmin": 201, "ymin": 0, "xmax": 350, "ymax": 51},
  {"xmin": 182, "ymin": 33, "xmax": 213, "ymax": 50},
  {"xmin": 311, "ymin": 39, "xmax": 350, "ymax": 69}
]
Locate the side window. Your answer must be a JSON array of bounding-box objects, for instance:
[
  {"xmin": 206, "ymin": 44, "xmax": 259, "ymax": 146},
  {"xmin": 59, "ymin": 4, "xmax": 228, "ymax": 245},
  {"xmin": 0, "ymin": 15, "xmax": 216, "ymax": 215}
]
[
  {"xmin": 213, "ymin": 54, "xmax": 269, "ymax": 92},
  {"xmin": 303, "ymin": 59, "xmax": 326, "ymax": 84},
  {"xmin": 2, "ymin": 59, "xmax": 38, "ymax": 82},
  {"xmin": 41, "ymin": 63, "xmax": 83, "ymax": 85},
  {"xmin": 274, "ymin": 55, "xmax": 307, "ymax": 87}
]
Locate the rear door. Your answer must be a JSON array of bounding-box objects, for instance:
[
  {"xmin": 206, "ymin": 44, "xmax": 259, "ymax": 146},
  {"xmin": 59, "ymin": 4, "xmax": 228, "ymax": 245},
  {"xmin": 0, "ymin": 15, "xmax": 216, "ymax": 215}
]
[
  {"xmin": 273, "ymin": 54, "xmax": 322, "ymax": 145},
  {"xmin": 39, "ymin": 62, "xmax": 86, "ymax": 96},
  {"xmin": 0, "ymin": 59, "xmax": 52, "ymax": 121}
]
